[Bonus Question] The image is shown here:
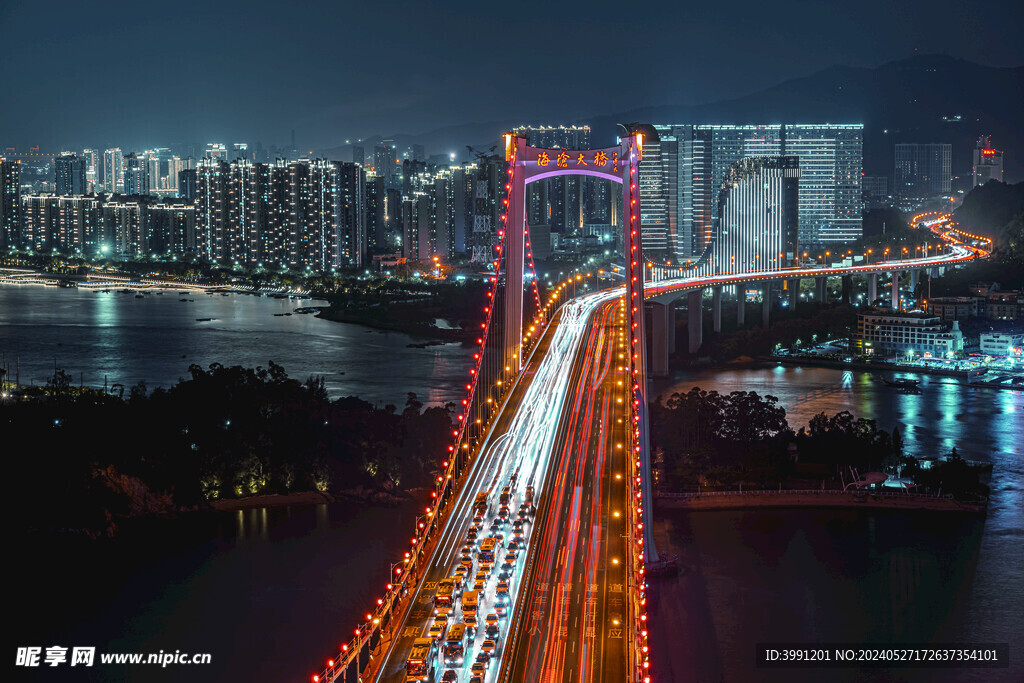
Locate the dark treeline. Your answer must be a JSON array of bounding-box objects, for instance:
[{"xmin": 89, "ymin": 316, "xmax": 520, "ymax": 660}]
[
  {"xmin": 4, "ymin": 363, "xmax": 455, "ymax": 535},
  {"xmin": 651, "ymin": 387, "xmax": 986, "ymax": 500}
]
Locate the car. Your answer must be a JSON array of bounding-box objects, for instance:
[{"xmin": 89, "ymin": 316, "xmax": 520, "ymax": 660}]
[
  {"xmin": 504, "ymin": 551, "xmax": 517, "ymax": 564},
  {"xmin": 469, "ymin": 676, "xmax": 484, "ymax": 683},
  {"xmin": 495, "ymin": 581, "xmax": 509, "ymax": 599},
  {"xmin": 494, "ymin": 601, "xmax": 507, "ymax": 617},
  {"xmin": 428, "ymin": 620, "xmax": 447, "ymax": 640},
  {"xmin": 489, "ymin": 522, "xmax": 501, "ymax": 535},
  {"xmin": 497, "ymin": 566, "xmax": 512, "ymax": 582},
  {"xmin": 470, "ymin": 661, "xmax": 488, "ymax": 677},
  {"xmin": 461, "ymin": 544, "xmax": 474, "ymax": 557},
  {"xmin": 473, "ymin": 578, "xmax": 485, "ymax": 591},
  {"xmin": 442, "ymin": 670, "xmax": 459, "ymax": 683},
  {"xmin": 484, "ymin": 623, "xmax": 499, "ymax": 640},
  {"xmin": 461, "ymin": 555, "xmax": 474, "ymax": 569},
  {"xmin": 475, "ymin": 569, "xmax": 489, "ymax": 582},
  {"xmin": 525, "ymin": 485, "xmax": 534, "ymax": 505},
  {"xmin": 484, "ymin": 613, "xmax": 499, "ymax": 628},
  {"xmin": 481, "ymin": 638, "xmax": 497, "ymax": 656},
  {"xmin": 513, "ymin": 526, "xmax": 524, "ymax": 539},
  {"xmin": 463, "ymin": 614, "xmax": 478, "ymax": 631},
  {"xmin": 507, "ymin": 538, "xmax": 520, "ymax": 551},
  {"xmin": 467, "ymin": 527, "xmax": 479, "ymax": 542},
  {"xmin": 455, "ymin": 564, "xmax": 470, "ymax": 580},
  {"xmin": 491, "ymin": 531, "xmax": 504, "ymax": 544},
  {"xmin": 518, "ymin": 504, "xmax": 530, "ymax": 521},
  {"xmin": 475, "ymin": 651, "xmax": 491, "ymax": 665}
]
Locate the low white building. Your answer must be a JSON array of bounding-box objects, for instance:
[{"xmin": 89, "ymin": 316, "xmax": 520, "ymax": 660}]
[
  {"xmin": 979, "ymin": 332, "xmax": 1024, "ymax": 357},
  {"xmin": 856, "ymin": 311, "xmax": 964, "ymax": 358}
]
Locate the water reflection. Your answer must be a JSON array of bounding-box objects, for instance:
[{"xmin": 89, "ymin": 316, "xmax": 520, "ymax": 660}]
[{"xmin": 0, "ymin": 287, "xmax": 474, "ymax": 405}]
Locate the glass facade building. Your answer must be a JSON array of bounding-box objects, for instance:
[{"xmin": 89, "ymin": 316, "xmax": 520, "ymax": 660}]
[{"xmin": 649, "ymin": 123, "xmax": 862, "ymax": 260}]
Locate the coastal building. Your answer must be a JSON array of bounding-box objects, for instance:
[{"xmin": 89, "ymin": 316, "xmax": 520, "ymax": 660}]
[
  {"xmin": 855, "ymin": 311, "xmax": 964, "ymax": 358},
  {"xmin": 21, "ymin": 194, "xmax": 101, "ymax": 252},
  {"xmin": 979, "ymin": 332, "xmax": 1024, "ymax": 357}
]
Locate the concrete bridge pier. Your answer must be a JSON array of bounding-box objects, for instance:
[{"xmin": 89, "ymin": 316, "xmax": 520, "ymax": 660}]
[
  {"xmin": 868, "ymin": 273, "xmax": 878, "ymax": 304},
  {"xmin": 841, "ymin": 276, "xmax": 851, "ymax": 304},
  {"xmin": 910, "ymin": 269, "xmax": 920, "ymax": 293},
  {"xmin": 688, "ymin": 289, "xmax": 704, "ymax": 354},
  {"xmin": 762, "ymin": 282, "xmax": 773, "ymax": 327},
  {"xmin": 737, "ymin": 288, "xmax": 746, "ymax": 326},
  {"xmin": 815, "ymin": 276, "xmax": 827, "ymax": 304},
  {"xmin": 712, "ymin": 286, "xmax": 722, "ymax": 333},
  {"xmin": 891, "ymin": 271, "xmax": 901, "ymax": 310},
  {"xmin": 649, "ymin": 301, "xmax": 671, "ymax": 377},
  {"xmin": 788, "ymin": 278, "xmax": 800, "ymax": 308},
  {"xmin": 668, "ymin": 302, "xmax": 676, "ymax": 355}
]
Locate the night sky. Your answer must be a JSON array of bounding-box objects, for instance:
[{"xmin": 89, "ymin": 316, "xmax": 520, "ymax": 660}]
[{"xmin": 2, "ymin": 0, "xmax": 1022, "ymax": 151}]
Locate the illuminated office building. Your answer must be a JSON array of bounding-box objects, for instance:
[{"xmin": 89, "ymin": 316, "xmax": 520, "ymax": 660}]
[
  {"xmin": 651, "ymin": 123, "xmax": 862, "ymax": 258},
  {"xmin": 714, "ymin": 156, "xmax": 801, "ymax": 272},
  {"xmin": 972, "ymin": 136, "xmax": 1004, "ymax": 187}
]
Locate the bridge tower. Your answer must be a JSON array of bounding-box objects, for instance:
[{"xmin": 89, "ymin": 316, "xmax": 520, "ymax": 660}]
[{"xmin": 503, "ymin": 127, "xmax": 658, "ymax": 557}]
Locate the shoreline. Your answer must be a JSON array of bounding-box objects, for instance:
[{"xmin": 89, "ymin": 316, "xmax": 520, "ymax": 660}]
[
  {"xmin": 316, "ymin": 308, "xmax": 471, "ymax": 343},
  {"xmin": 209, "ymin": 490, "xmax": 335, "ymax": 511},
  {"xmin": 656, "ymin": 490, "xmax": 986, "ymax": 514}
]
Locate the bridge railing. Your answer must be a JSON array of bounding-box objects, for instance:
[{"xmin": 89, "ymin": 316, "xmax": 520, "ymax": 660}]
[{"xmin": 656, "ymin": 488, "xmax": 958, "ymax": 501}]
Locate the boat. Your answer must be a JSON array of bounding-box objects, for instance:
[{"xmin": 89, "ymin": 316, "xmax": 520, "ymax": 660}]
[
  {"xmin": 179, "ymin": 299, "xmax": 189, "ymax": 302},
  {"xmin": 195, "ymin": 317, "xmax": 216, "ymax": 322},
  {"xmin": 880, "ymin": 377, "xmax": 920, "ymax": 388},
  {"xmin": 135, "ymin": 294, "xmax": 144, "ymax": 298}
]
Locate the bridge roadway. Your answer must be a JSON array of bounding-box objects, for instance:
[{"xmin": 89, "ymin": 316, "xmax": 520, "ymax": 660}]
[
  {"xmin": 371, "ymin": 293, "xmax": 618, "ymax": 683},
  {"xmin": 500, "ymin": 292, "xmax": 629, "ymax": 683}
]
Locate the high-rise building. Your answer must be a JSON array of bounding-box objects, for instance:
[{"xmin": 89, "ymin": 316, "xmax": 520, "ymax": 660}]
[
  {"xmin": 123, "ymin": 153, "xmax": 149, "ymax": 196},
  {"xmin": 21, "ymin": 195, "xmax": 101, "ymax": 253},
  {"xmin": 714, "ymin": 156, "xmax": 801, "ymax": 272},
  {"xmin": 374, "ymin": 144, "xmax": 398, "ymax": 189},
  {"xmin": 193, "ymin": 157, "xmax": 360, "ymax": 270},
  {"xmin": 81, "ymin": 149, "xmax": 99, "ymax": 191},
  {"xmin": 54, "ymin": 153, "xmax": 88, "ymax": 196},
  {"xmin": 894, "ymin": 143, "xmax": 952, "ymax": 198},
  {"xmin": 862, "ymin": 175, "xmax": 889, "ymax": 208},
  {"xmin": 365, "ymin": 174, "xmax": 386, "ymax": 253},
  {"xmin": 1, "ymin": 158, "xmax": 21, "ymax": 248},
  {"xmin": 146, "ymin": 204, "xmax": 196, "ymax": 255},
  {"xmin": 973, "ymin": 136, "xmax": 1004, "ymax": 187},
  {"xmin": 102, "ymin": 201, "xmax": 144, "ymax": 257},
  {"xmin": 335, "ymin": 161, "xmax": 366, "ymax": 268},
  {"xmin": 650, "ymin": 123, "xmax": 862, "ymax": 258},
  {"xmin": 178, "ymin": 168, "xmax": 198, "ymax": 200},
  {"xmin": 195, "ymin": 158, "xmax": 229, "ymax": 261},
  {"xmin": 102, "ymin": 148, "xmax": 124, "ymax": 193},
  {"xmin": 353, "ymin": 145, "xmax": 365, "ymax": 168},
  {"xmin": 205, "ymin": 143, "xmax": 228, "ymax": 160}
]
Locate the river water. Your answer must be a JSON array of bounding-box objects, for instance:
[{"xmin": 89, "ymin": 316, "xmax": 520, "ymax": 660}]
[
  {"xmin": 5, "ymin": 288, "xmax": 1022, "ymax": 681},
  {"xmin": 649, "ymin": 365, "xmax": 1024, "ymax": 682},
  {"xmin": 0, "ymin": 285, "xmax": 473, "ymax": 406}
]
